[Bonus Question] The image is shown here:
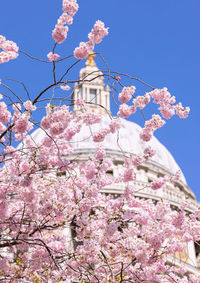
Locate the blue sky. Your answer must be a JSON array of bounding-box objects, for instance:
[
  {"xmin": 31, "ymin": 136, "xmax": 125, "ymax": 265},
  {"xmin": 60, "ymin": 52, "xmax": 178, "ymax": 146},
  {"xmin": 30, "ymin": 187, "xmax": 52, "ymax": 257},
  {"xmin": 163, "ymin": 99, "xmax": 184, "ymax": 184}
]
[{"xmin": 1, "ymin": 1, "xmax": 200, "ymax": 199}]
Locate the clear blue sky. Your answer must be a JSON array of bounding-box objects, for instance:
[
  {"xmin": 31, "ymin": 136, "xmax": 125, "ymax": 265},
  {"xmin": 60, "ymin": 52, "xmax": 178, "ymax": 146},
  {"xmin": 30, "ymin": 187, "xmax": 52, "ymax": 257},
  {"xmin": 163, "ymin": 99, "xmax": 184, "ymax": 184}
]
[{"xmin": 1, "ymin": 1, "xmax": 200, "ymax": 199}]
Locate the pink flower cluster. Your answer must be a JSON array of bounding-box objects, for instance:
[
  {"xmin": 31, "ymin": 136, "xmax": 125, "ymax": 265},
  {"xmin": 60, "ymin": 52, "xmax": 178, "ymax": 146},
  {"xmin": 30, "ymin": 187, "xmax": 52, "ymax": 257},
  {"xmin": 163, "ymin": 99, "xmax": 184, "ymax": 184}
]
[
  {"xmin": 60, "ymin": 84, "xmax": 70, "ymax": 91},
  {"xmin": 144, "ymin": 147, "xmax": 155, "ymax": 159},
  {"xmin": 117, "ymin": 87, "xmax": 151, "ymax": 118},
  {"xmin": 0, "ymin": 101, "xmax": 11, "ymax": 124},
  {"xmin": 83, "ymin": 112, "xmax": 101, "ymax": 125},
  {"xmin": 0, "ymin": 101, "xmax": 11, "ymax": 141},
  {"xmin": 176, "ymin": 102, "xmax": 190, "ymax": 119},
  {"xmin": 172, "ymin": 209, "xmax": 185, "ymax": 228},
  {"xmin": 133, "ymin": 93, "xmax": 150, "ymax": 109},
  {"xmin": 145, "ymin": 114, "xmax": 165, "ymax": 130},
  {"xmin": 47, "ymin": 52, "xmax": 60, "ymax": 62},
  {"xmin": 140, "ymin": 114, "xmax": 165, "ymax": 142},
  {"xmin": 132, "ymin": 155, "xmax": 143, "ymax": 167},
  {"xmin": 170, "ymin": 170, "xmax": 181, "ymax": 183},
  {"xmin": 148, "ymin": 88, "xmax": 190, "ymax": 120},
  {"xmin": 23, "ymin": 100, "xmax": 36, "ymax": 111},
  {"xmin": 117, "ymin": 104, "xmax": 136, "ymax": 118},
  {"xmin": 92, "ymin": 119, "xmax": 121, "ymax": 143},
  {"xmin": 151, "ymin": 177, "xmax": 165, "ymax": 190},
  {"xmin": 109, "ymin": 118, "xmax": 121, "ymax": 133},
  {"xmin": 123, "ymin": 168, "xmax": 134, "ymax": 182},
  {"xmin": 93, "ymin": 128, "xmax": 109, "ymax": 142},
  {"xmin": 116, "ymin": 157, "xmax": 135, "ymax": 183},
  {"xmin": 75, "ymin": 97, "xmax": 85, "ymax": 106},
  {"xmin": 81, "ymin": 160, "xmax": 96, "ymax": 179},
  {"xmin": 0, "ymin": 35, "xmax": 19, "ymax": 64},
  {"xmin": 0, "ymin": 99, "xmax": 198, "ymax": 282},
  {"xmin": 52, "ymin": 25, "xmax": 69, "ymax": 44},
  {"xmin": 74, "ymin": 20, "xmax": 108, "ymax": 59},
  {"xmin": 118, "ymin": 86, "xmax": 136, "ymax": 103},
  {"xmin": 52, "ymin": 0, "xmax": 79, "ymax": 44},
  {"xmin": 13, "ymin": 113, "xmax": 33, "ymax": 140},
  {"xmin": 95, "ymin": 146, "xmax": 105, "ymax": 160},
  {"xmin": 117, "ymin": 87, "xmax": 190, "ymax": 143},
  {"xmin": 74, "ymin": 41, "xmax": 94, "ymax": 60},
  {"xmin": 58, "ymin": 12, "xmax": 73, "ymax": 26},
  {"xmin": 63, "ymin": 0, "xmax": 79, "ymax": 17},
  {"xmin": 106, "ymin": 222, "xmax": 119, "ymax": 236},
  {"xmin": 41, "ymin": 104, "xmax": 72, "ymax": 138},
  {"xmin": 151, "ymin": 88, "xmax": 176, "ymax": 119},
  {"xmin": 88, "ymin": 20, "xmax": 109, "ymax": 44}
]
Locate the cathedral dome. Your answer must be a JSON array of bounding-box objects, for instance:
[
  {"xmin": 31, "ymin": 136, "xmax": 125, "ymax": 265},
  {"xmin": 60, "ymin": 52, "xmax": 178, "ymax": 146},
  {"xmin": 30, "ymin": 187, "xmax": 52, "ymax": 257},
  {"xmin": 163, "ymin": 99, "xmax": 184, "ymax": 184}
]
[
  {"xmin": 30, "ymin": 53, "xmax": 197, "ymax": 204},
  {"xmin": 71, "ymin": 115, "xmax": 187, "ymax": 184},
  {"xmin": 31, "ymin": 114, "xmax": 186, "ymax": 184}
]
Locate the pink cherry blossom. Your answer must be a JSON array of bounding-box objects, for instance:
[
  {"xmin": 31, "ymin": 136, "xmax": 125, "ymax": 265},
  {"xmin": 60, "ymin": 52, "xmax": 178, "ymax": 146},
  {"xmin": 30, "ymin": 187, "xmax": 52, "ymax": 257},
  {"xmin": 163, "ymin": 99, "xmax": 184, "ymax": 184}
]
[
  {"xmin": 172, "ymin": 210, "xmax": 185, "ymax": 228},
  {"xmin": 52, "ymin": 24, "xmax": 69, "ymax": 44},
  {"xmin": 0, "ymin": 35, "xmax": 6, "ymax": 45},
  {"xmin": 93, "ymin": 128, "xmax": 109, "ymax": 142},
  {"xmin": 109, "ymin": 118, "xmax": 121, "ymax": 133},
  {"xmin": 159, "ymin": 104, "xmax": 175, "ymax": 119},
  {"xmin": 132, "ymin": 155, "xmax": 143, "ymax": 166},
  {"xmin": 133, "ymin": 93, "xmax": 150, "ymax": 109},
  {"xmin": 117, "ymin": 103, "xmax": 132, "ymax": 118},
  {"xmin": 95, "ymin": 147, "xmax": 105, "ymax": 160},
  {"xmin": 0, "ymin": 36, "xmax": 19, "ymax": 64},
  {"xmin": 13, "ymin": 113, "xmax": 32, "ymax": 134},
  {"xmin": 0, "ymin": 51, "xmax": 18, "ymax": 64},
  {"xmin": 47, "ymin": 52, "xmax": 60, "ymax": 62},
  {"xmin": 60, "ymin": 84, "xmax": 70, "ymax": 91},
  {"xmin": 144, "ymin": 147, "xmax": 155, "ymax": 158},
  {"xmin": 41, "ymin": 116, "xmax": 51, "ymax": 130},
  {"xmin": 57, "ymin": 12, "xmax": 73, "ymax": 26},
  {"xmin": 151, "ymin": 178, "xmax": 165, "ymax": 190},
  {"xmin": 140, "ymin": 127, "xmax": 153, "ymax": 142},
  {"xmin": 62, "ymin": 0, "xmax": 79, "ymax": 17},
  {"xmin": 23, "ymin": 100, "xmax": 36, "ymax": 111},
  {"xmin": 145, "ymin": 114, "xmax": 165, "ymax": 131},
  {"xmin": 73, "ymin": 41, "xmax": 91, "ymax": 59},
  {"xmin": 75, "ymin": 97, "xmax": 85, "ymax": 106},
  {"xmin": 123, "ymin": 168, "xmax": 134, "ymax": 182},
  {"xmin": 1, "ymin": 40, "xmax": 19, "ymax": 53},
  {"xmin": 88, "ymin": 20, "xmax": 109, "ymax": 44},
  {"xmin": 176, "ymin": 102, "xmax": 190, "ymax": 118},
  {"xmin": 0, "ymin": 101, "xmax": 11, "ymax": 123},
  {"xmin": 118, "ymin": 86, "xmax": 136, "ymax": 103},
  {"xmin": 73, "ymin": 20, "xmax": 108, "ymax": 59},
  {"xmin": 106, "ymin": 222, "xmax": 119, "ymax": 236},
  {"xmin": 50, "ymin": 122, "xmax": 65, "ymax": 136}
]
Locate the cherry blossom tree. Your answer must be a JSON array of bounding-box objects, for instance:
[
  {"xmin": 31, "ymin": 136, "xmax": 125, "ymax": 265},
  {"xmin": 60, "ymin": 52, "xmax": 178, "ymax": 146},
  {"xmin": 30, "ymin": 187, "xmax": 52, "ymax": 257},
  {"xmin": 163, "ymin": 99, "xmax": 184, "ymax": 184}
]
[{"xmin": 0, "ymin": 1, "xmax": 199, "ymax": 282}]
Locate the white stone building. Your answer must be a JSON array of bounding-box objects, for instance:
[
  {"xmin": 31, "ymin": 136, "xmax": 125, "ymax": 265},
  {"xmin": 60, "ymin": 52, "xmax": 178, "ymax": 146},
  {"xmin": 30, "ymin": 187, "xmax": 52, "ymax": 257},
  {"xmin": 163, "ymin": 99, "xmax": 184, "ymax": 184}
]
[{"xmin": 31, "ymin": 54, "xmax": 200, "ymax": 275}]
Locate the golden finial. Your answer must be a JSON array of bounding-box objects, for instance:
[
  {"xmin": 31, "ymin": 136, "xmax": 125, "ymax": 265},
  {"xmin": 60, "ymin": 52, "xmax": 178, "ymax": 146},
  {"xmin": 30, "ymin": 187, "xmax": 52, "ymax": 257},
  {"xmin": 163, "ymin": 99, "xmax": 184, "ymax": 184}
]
[{"xmin": 86, "ymin": 52, "xmax": 96, "ymax": 67}]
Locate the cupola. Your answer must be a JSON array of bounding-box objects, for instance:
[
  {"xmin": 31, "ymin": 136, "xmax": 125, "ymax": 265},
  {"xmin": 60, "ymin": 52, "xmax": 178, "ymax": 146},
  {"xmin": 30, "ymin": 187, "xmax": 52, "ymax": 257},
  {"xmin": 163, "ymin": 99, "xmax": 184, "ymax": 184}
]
[{"xmin": 73, "ymin": 53, "xmax": 110, "ymax": 114}]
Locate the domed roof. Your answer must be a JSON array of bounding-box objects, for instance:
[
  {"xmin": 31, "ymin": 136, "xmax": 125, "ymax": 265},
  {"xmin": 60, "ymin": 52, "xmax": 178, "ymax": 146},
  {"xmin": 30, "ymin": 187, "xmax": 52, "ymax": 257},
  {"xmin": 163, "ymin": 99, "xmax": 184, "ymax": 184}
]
[
  {"xmin": 72, "ymin": 116, "xmax": 187, "ymax": 184},
  {"xmin": 31, "ymin": 115, "xmax": 186, "ymax": 184}
]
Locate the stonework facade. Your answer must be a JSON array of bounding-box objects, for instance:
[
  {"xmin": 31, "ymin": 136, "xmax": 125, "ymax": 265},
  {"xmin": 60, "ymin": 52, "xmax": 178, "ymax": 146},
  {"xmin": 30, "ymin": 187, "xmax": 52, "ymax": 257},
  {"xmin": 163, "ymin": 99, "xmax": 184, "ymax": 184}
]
[{"xmin": 31, "ymin": 56, "xmax": 200, "ymax": 274}]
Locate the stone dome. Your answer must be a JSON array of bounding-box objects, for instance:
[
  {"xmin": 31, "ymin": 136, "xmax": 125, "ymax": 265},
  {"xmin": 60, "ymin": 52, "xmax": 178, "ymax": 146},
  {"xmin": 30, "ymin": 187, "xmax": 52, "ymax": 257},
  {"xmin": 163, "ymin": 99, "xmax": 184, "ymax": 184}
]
[
  {"xmin": 69, "ymin": 116, "xmax": 187, "ymax": 184},
  {"xmin": 31, "ymin": 115, "xmax": 186, "ymax": 184}
]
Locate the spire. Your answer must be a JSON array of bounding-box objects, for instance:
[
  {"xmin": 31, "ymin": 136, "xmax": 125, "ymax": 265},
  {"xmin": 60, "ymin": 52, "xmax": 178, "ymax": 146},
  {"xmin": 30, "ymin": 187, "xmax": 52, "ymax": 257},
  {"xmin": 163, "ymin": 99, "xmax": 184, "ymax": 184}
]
[{"xmin": 85, "ymin": 52, "xmax": 96, "ymax": 67}]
